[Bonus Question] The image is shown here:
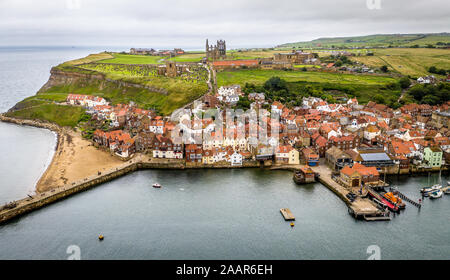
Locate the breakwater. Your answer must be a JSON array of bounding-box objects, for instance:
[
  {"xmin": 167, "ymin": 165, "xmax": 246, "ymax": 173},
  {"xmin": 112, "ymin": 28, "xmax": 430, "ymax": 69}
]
[{"xmin": 0, "ymin": 155, "xmax": 263, "ymax": 224}]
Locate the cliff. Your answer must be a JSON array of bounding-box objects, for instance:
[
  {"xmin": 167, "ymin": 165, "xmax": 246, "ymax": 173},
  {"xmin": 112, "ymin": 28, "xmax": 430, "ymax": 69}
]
[{"xmin": 39, "ymin": 67, "xmax": 169, "ymax": 95}]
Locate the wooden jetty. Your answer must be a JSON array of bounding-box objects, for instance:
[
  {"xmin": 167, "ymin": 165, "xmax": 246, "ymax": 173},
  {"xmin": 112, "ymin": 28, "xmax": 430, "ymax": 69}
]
[
  {"xmin": 396, "ymin": 190, "xmax": 422, "ymax": 208},
  {"xmin": 280, "ymin": 208, "xmax": 295, "ymax": 221}
]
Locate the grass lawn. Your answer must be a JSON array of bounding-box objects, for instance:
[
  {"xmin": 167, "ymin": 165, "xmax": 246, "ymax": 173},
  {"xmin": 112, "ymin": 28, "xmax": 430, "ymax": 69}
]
[
  {"xmin": 216, "ymin": 69, "xmax": 397, "ymax": 87},
  {"xmin": 293, "ymin": 64, "xmax": 322, "ymax": 69},
  {"xmin": 6, "ymin": 103, "xmax": 86, "ymax": 127},
  {"xmin": 61, "ymin": 52, "xmax": 114, "ymax": 66},
  {"xmin": 216, "ymin": 69, "xmax": 401, "ymax": 105},
  {"xmin": 350, "ymin": 48, "xmax": 450, "ymax": 77},
  {"xmin": 99, "ymin": 53, "xmax": 167, "ymax": 64},
  {"xmin": 168, "ymin": 53, "xmax": 205, "ymax": 62}
]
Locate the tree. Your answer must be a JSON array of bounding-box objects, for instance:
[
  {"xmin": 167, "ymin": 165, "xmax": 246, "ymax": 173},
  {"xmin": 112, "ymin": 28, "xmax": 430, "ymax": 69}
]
[
  {"xmin": 263, "ymin": 76, "xmax": 288, "ymax": 92},
  {"xmin": 373, "ymin": 94, "xmax": 385, "ymax": 104},
  {"xmin": 380, "ymin": 65, "xmax": 389, "ymax": 73},
  {"xmin": 399, "ymin": 77, "xmax": 411, "ymax": 89}
]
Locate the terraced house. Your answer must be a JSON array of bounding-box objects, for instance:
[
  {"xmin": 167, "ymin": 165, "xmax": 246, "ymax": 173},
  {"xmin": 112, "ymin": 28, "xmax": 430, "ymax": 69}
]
[{"xmin": 424, "ymin": 146, "xmax": 443, "ymax": 168}]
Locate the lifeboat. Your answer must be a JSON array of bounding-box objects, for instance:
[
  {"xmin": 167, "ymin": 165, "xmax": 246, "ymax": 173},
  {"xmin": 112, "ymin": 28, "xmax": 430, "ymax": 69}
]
[
  {"xmin": 383, "ymin": 192, "xmax": 406, "ymax": 209},
  {"xmin": 153, "ymin": 183, "xmax": 162, "ymax": 188}
]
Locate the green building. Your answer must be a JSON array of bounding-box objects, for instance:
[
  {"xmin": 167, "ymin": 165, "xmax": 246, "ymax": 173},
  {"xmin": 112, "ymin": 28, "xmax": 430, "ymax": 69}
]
[{"xmin": 424, "ymin": 146, "xmax": 443, "ymax": 168}]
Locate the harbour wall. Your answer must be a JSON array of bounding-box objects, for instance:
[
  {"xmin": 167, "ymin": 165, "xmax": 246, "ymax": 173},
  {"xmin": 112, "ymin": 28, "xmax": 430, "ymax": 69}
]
[{"xmin": 0, "ymin": 158, "xmax": 264, "ymax": 224}]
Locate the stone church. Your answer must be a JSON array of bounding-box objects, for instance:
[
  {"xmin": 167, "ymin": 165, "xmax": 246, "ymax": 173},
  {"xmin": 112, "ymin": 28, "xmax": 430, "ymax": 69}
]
[{"xmin": 206, "ymin": 39, "xmax": 226, "ymax": 60}]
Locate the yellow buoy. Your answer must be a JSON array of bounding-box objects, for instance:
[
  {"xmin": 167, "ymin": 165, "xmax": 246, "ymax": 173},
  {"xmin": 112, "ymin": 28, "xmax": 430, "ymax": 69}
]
[
  {"xmin": 290, "ymin": 222, "xmax": 295, "ymax": 227},
  {"xmin": 98, "ymin": 235, "xmax": 104, "ymax": 241}
]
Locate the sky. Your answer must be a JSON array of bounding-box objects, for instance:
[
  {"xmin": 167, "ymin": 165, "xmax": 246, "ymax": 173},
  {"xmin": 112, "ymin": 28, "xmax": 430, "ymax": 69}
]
[{"xmin": 0, "ymin": 0, "xmax": 449, "ymax": 49}]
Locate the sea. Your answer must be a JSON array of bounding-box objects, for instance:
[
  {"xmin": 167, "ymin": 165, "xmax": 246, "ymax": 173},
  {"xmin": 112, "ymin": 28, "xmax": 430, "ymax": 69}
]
[{"xmin": 0, "ymin": 46, "xmax": 449, "ymax": 260}]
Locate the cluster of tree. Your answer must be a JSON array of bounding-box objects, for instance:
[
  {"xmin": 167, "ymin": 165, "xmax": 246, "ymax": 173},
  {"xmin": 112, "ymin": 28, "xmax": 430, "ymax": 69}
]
[
  {"xmin": 329, "ymin": 55, "xmax": 354, "ymax": 67},
  {"xmin": 428, "ymin": 66, "xmax": 449, "ymax": 76},
  {"xmin": 408, "ymin": 83, "xmax": 450, "ymax": 105},
  {"xmin": 242, "ymin": 77, "xmax": 341, "ymax": 108},
  {"xmin": 380, "ymin": 65, "xmax": 389, "ymax": 73}
]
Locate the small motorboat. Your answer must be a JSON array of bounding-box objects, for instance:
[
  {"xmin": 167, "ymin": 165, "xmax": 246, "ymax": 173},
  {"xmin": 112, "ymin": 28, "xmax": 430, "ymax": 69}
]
[
  {"xmin": 98, "ymin": 235, "xmax": 104, "ymax": 241},
  {"xmin": 441, "ymin": 185, "xmax": 450, "ymax": 194},
  {"xmin": 429, "ymin": 190, "xmax": 443, "ymax": 199},
  {"xmin": 421, "ymin": 184, "xmax": 441, "ymax": 197},
  {"xmin": 290, "ymin": 222, "xmax": 295, "ymax": 227},
  {"xmin": 153, "ymin": 183, "xmax": 162, "ymax": 188}
]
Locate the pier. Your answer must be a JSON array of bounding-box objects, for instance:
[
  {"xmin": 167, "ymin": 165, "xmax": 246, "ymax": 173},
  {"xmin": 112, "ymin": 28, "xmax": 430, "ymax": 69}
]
[
  {"xmin": 311, "ymin": 163, "xmax": 389, "ymax": 221},
  {"xmin": 280, "ymin": 208, "xmax": 295, "ymax": 221}
]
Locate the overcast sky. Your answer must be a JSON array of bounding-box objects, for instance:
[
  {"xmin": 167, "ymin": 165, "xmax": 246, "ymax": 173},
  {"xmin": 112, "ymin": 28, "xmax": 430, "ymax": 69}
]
[{"xmin": 0, "ymin": 0, "xmax": 449, "ymax": 49}]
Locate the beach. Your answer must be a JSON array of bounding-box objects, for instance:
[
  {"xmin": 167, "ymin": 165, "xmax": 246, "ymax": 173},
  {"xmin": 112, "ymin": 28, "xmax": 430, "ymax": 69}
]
[{"xmin": 36, "ymin": 128, "xmax": 124, "ymax": 193}]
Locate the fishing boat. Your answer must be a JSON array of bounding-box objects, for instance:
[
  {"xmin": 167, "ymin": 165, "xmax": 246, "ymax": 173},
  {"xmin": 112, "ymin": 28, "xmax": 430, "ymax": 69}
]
[
  {"xmin": 429, "ymin": 189, "xmax": 443, "ymax": 199},
  {"xmin": 152, "ymin": 183, "xmax": 162, "ymax": 188}
]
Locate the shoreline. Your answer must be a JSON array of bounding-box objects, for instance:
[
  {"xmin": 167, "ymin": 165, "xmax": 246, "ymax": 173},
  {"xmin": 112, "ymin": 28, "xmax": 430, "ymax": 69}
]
[{"xmin": 0, "ymin": 114, "xmax": 447, "ymax": 224}]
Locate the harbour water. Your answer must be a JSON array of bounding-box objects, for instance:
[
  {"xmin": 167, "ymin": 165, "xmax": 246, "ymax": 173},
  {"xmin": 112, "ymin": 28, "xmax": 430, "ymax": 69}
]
[{"xmin": 0, "ymin": 47, "xmax": 449, "ymax": 260}]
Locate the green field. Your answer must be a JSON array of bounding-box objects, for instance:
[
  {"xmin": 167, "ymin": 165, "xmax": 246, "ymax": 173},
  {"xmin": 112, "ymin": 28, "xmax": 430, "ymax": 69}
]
[
  {"xmin": 101, "ymin": 52, "xmax": 206, "ymax": 64},
  {"xmin": 6, "ymin": 103, "xmax": 86, "ymax": 127},
  {"xmin": 168, "ymin": 52, "xmax": 205, "ymax": 62},
  {"xmin": 217, "ymin": 69, "xmax": 397, "ymax": 87},
  {"xmin": 350, "ymin": 48, "xmax": 450, "ymax": 77},
  {"xmin": 278, "ymin": 33, "xmax": 450, "ymax": 49},
  {"xmin": 217, "ymin": 69, "xmax": 401, "ymax": 105},
  {"xmin": 99, "ymin": 53, "xmax": 167, "ymax": 64},
  {"xmin": 293, "ymin": 64, "xmax": 322, "ymax": 69}
]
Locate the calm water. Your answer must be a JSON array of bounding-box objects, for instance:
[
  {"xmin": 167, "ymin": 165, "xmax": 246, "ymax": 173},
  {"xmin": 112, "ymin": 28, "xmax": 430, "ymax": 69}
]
[
  {"xmin": 0, "ymin": 47, "xmax": 449, "ymax": 260},
  {"xmin": 0, "ymin": 46, "xmax": 120, "ymax": 203}
]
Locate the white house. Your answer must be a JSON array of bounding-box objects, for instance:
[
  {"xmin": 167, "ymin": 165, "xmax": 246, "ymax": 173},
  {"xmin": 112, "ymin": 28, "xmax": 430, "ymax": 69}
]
[{"xmin": 229, "ymin": 151, "xmax": 243, "ymax": 166}]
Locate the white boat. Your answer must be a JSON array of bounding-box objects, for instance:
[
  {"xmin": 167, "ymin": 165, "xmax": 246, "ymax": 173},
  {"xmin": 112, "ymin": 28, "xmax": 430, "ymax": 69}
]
[
  {"xmin": 421, "ymin": 184, "xmax": 441, "ymax": 197},
  {"xmin": 152, "ymin": 183, "xmax": 162, "ymax": 188},
  {"xmin": 429, "ymin": 190, "xmax": 443, "ymax": 199},
  {"xmin": 441, "ymin": 185, "xmax": 450, "ymax": 194}
]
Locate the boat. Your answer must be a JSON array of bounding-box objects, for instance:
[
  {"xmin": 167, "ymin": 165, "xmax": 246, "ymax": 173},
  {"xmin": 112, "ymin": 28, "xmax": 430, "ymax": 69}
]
[
  {"xmin": 367, "ymin": 187, "xmax": 399, "ymax": 213},
  {"xmin": 98, "ymin": 235, "xmax": 104, "ymax": 241},
  {"xmin": 290, "ymin": 222, "xmax": 295, "ymax": 227},
  {"xmin": 420, "ymin": 184, "xmax": 441, "ymax": 197},
  {"xmin": 441, "ymin": 185, "xmax": 450, "ymax": 194},
  {"xmin": 383, "ymin": 192, "xmax": 406, "ymax": 209},
  {"xmin": 152, "ymin": 183, "xmax": 162, "ymax": 188},
  {"xmin": 429, "ymin": 190, "xmax": 443, "ymax": 199},
  {"xmin": 422, "ymin": 170, "xmax": 444, "ymax": 197}
]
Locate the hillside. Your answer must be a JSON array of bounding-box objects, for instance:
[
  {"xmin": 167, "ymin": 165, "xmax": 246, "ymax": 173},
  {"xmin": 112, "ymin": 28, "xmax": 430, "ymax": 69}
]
[
  {"xmin": 28, "ymin": 52, "xmax": 208, "ymax": 115},
  {"xmin": 278, "ymin": 33, "xmax": 450, "ymax": 49}
]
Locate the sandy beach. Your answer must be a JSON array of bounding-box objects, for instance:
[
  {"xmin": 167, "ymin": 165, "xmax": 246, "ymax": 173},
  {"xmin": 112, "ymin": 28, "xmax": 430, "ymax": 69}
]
[{"xmin": 36, "ymin": 128, "xmax": 123, "ymax": 193}]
